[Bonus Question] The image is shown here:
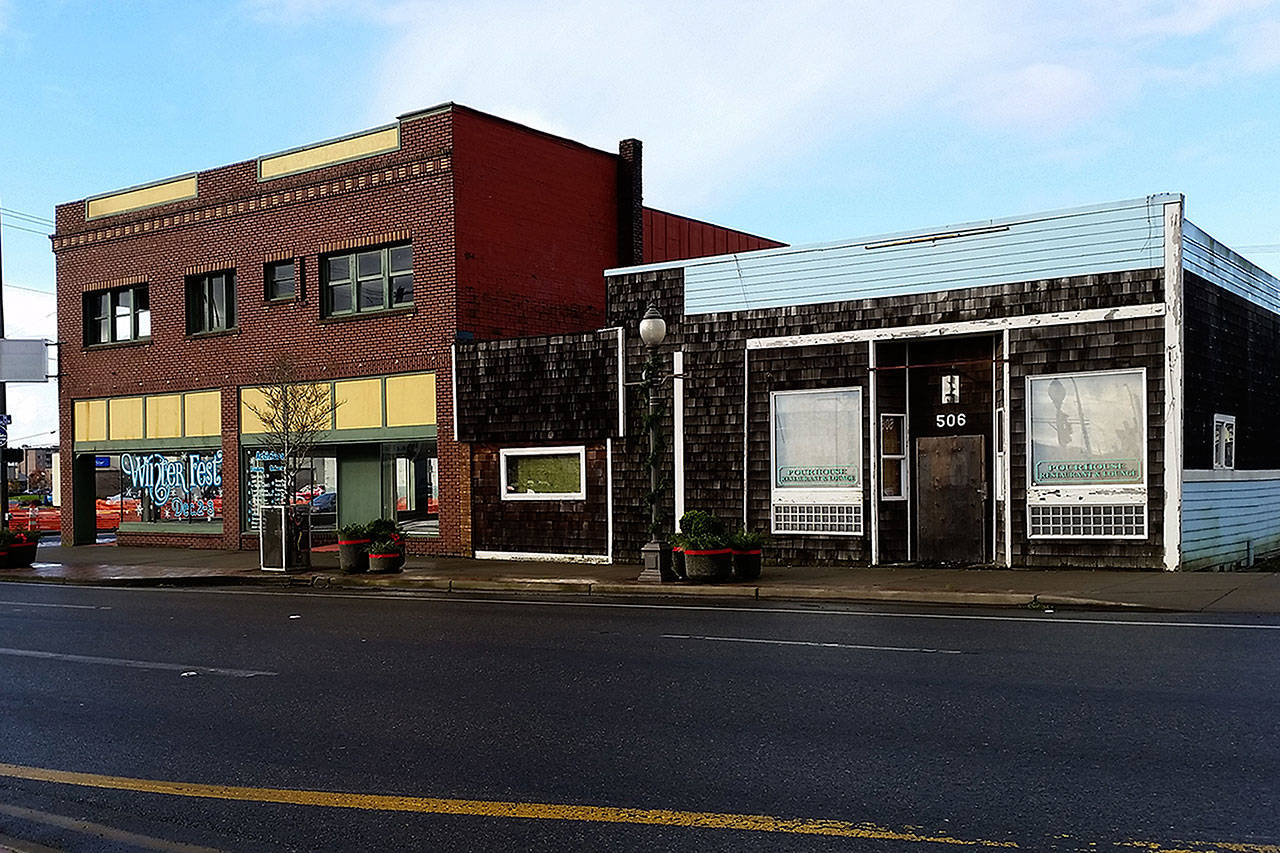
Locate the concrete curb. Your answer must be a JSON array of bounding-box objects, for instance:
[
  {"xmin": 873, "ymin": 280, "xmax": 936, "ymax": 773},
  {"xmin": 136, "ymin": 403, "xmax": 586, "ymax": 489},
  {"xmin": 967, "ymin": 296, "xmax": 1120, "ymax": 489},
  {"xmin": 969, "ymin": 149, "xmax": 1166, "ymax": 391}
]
[{"xmin": 0, "ymin": 571, "xmax": 1174, "ymax": 610}]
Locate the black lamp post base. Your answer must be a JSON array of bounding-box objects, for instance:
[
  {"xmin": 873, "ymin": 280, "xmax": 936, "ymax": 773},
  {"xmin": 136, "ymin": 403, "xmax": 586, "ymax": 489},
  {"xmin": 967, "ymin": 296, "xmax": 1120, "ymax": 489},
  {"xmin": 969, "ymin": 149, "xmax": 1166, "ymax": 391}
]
[{"xmin": 638, "ymin": 538, "xmax": 672, "ymax": 583}]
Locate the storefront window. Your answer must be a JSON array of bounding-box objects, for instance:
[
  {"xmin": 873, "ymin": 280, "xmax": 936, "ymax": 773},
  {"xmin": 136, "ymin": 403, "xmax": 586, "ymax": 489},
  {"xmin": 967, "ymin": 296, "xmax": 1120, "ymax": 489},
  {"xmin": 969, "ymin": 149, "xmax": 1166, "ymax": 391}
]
[
  {"xmin": 244, "ymin": 450, "xmax": 339, "ymax": 531},
  {"xmin": 385, "ymin": 441, "xmax": 438, "ymax": 535},
  {"xmin": 1028, "ymin": 370, "xmax": 1145, "ymax": 486},
  {"xmin": 772, "ymin": 388, "xmax": 862, "ymax": 490},
  {"xmin": 118, "ymin": 450, "xmax": 223, "ymax": 524},
  {"xmin": 880, "ymin": 413, "xmax": 907, "ymax": 500},
  {"xmin": 500, "ymin": 446, "xmax": 585, "ymax": 501}
]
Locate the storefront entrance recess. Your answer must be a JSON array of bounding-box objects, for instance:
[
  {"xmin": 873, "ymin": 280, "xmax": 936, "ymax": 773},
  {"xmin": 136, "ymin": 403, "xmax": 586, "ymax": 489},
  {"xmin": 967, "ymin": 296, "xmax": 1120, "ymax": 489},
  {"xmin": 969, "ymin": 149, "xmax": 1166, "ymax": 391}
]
[{"xmin": 915, "ymin": 435, "xmax": 986, "ymax": 563}]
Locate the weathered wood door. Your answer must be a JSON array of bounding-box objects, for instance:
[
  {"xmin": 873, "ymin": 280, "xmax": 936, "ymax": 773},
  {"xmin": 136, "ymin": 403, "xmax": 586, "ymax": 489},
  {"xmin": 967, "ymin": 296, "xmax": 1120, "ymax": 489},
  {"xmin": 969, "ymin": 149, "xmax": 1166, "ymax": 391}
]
[{"xmin": 915, "ymin": 435, "xmax": 986, "ymax": 564}]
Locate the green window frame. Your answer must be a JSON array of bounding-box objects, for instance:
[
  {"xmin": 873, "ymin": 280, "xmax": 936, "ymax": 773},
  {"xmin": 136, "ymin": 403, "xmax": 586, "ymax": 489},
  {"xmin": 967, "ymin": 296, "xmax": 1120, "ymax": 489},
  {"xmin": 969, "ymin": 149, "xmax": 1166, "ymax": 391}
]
[
  {"xmin": 186, "ymin": 270, "xmax": 237, "ymax": 334},
  {"xmin": 84, "ymin": 284, "xmax": 150, "ymax": 346},
  {"xmin": 322, "ymin": 243, "xmax": 413, "ymax": 317},
  {"xmin": 265, "ymin": 260, "xmax": 296, "ymax": 301}
]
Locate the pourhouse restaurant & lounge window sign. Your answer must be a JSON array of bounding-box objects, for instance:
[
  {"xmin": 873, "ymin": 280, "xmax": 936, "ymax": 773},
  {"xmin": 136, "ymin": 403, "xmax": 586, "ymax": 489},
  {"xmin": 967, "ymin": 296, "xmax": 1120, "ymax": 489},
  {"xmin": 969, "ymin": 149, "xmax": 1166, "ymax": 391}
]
[
  {"xmin": 772, "ymin": 388, "xmax": 863, "ymax": 489},
  {"xmin": 120, "ymin": 450, "xmax": 224, "ymax": 521},
  {"xmin": 1027, "ymin": 370, "xmax": 1145, "ymax": 486}
]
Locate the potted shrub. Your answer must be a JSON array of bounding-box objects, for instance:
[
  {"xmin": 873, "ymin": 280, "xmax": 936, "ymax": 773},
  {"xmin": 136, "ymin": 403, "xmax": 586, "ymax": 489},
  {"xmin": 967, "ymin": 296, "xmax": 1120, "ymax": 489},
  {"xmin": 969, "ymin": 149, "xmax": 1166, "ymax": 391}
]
[
  {"xmin": 0, "ymin": 530, "xmax": 40, "ymax": 569},
  {"xmin": 728, "ymin": 529, "xmax": 765, "ymax": 580},
  {"xmin": 336, "ymin": 523, "xmax": 371, "ymax": 574},
  {"xmin": 682, "ymin": 530, "xmax": 732, "ymax": 583},
  {"xmin": 366, "ymin": 536, "xmax": 405, "ymax": 573}
]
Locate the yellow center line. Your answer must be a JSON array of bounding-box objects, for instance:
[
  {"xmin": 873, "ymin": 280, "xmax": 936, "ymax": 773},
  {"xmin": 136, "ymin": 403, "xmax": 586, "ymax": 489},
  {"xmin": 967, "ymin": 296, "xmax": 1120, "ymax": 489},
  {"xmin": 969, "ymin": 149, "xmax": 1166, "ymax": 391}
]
[{"xmin": 0, "ymin": 762, "xmax": 1015, "ymax": 846}]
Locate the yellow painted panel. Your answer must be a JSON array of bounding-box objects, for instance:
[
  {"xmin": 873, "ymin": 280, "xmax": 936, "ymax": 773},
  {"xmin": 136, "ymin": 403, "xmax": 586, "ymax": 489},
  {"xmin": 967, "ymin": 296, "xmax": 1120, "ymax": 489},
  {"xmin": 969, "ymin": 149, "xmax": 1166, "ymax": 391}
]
[
  {"xmin": 73, "ymin": 401, "xmax": 90, "ymax": 443},
  {"xmin": 240, "ymin": 387, "xmax": 269, "ymax": 435},
  {"xmin": 335, "ymin": 379, "xmax": 383, "ymax": 430},
  {"xmin": 259, "ymin": 126, "xmax": 399, "ymax": 180},
  {"xmin": 108, "ymin": 397, "xmax": 144, "ymax": 441},
  {"xmin": 183, "ymin": 391, "xmax": 222, "ymax": 437},
  {"xmin": 385, "ymin": 373, "xmax": 437, "ymax": 428},
  {"xmin": 86, "ymin": 175, "xmax": 197, "ymax": 220},
  {"xmin": 77, "ymin": 399, "xmax": 108, "ymax": 443},
  {"xmin": 145, "ymin": 394, "xmax": 183, "ymax": 439}
]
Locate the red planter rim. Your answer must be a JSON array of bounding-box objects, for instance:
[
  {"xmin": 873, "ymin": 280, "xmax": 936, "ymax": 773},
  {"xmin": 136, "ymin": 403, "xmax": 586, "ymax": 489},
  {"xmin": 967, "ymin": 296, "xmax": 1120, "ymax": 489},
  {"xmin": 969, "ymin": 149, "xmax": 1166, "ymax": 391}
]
[
  {"xmin": 732, "ymin": 549, "xmax": 763, "ymax": 556},
  {"xmin": 369, "ymin": 552, "xmax": 401, "ymax": 559},
  {"xmin": 684, "ymin": 548, "xmax": 731, "ymax": 556},
  {"xmin": 671, "ymin": 545, "xmax": 684, "ymax": 552},
  {"xmin": 338, "ymin": 538, "xmax": 371, "ymax": 546}
]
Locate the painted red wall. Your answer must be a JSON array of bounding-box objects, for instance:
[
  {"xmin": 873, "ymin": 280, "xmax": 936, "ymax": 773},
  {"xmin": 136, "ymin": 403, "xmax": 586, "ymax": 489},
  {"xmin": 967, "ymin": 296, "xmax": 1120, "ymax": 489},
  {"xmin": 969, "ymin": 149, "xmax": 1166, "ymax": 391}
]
[
  {"xmin": 642, "ymin": 207, "xmax": 784, "ymax": 264},
  {"xmin": 452, "ymin": 109, "xmax": 619, "ymax": 340}
]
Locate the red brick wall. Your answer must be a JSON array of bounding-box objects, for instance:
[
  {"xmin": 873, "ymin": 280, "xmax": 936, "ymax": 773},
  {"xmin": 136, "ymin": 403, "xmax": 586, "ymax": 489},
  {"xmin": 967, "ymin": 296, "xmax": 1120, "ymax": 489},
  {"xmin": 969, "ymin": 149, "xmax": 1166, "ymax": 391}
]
[
  {"xmin": 451, "ymin": 109, "xmax": 619, "ymax": 340},
  {"xmin": 642, "ymin": 207, "xmax": 784, "ymax": 264},
  {"xmin": 54, "ymin": 108, "xmax": 466, "ymax": 554}
]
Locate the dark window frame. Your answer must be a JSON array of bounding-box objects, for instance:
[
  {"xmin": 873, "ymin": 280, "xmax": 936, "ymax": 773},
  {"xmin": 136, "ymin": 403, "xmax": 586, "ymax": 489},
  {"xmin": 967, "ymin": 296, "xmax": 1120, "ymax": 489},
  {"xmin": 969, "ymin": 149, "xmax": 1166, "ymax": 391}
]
[
  {"xmin": 264, "ymin": 260, "xmax": 296, "ymax": 302},
  {"xmin": 83, "ymin": 284, "xmax": 150, "ymax": 346},
  {"xmin": 321, "ymin": 243, "xmax": 413, "ymax": 318},
  {"xmin": 186, "ymin": 270, "xmax": 237, "ymax": 335}
]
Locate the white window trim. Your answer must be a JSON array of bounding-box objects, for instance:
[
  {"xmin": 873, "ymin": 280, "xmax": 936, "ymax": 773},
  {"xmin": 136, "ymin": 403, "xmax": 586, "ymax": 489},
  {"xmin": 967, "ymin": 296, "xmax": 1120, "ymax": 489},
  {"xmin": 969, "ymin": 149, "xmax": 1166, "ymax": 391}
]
[
  {"xmin": 994, "ymin": 407, "xmax": 1007, "ymax": 503},
  {"xmin": 1213, "ymin": 413, "xmax": 1236, "ymax": 470},
  {"xmin": 499, "ymin": 446, "xmax": 587, "ymax": 501},
  {"xmin": 1023, "ymin": 367, "xmax": 1149, "ymax": 539},
  {"xmin": 879, "ymin": 412, "xmax": 908, "ymax": 502},
  {"xmin": 769, "ymin": 386, "xmax": 864, "ymax": 536}
]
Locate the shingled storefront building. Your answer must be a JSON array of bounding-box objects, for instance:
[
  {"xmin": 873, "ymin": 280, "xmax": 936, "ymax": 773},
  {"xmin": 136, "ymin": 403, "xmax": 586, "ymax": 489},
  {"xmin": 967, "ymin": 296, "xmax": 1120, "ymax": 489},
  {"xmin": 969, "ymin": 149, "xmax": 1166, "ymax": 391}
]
[
  {"xmin": 54, "ymin": 103, "xmax": 779, "ymax": 552},
  {"xmin": 457, "ymin": 194, "xmax": 1280, "ymax": 571}
]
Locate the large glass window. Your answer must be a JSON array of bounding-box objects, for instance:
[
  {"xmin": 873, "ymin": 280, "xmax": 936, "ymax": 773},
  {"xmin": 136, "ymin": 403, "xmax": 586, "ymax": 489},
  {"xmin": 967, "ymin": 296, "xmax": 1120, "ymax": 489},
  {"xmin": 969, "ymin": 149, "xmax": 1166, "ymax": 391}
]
[
  {"xmin": 118, "ymin": 450, "xmax": 223, "ymax": 525},
  {"xmin": 1213, "ymin": 414, "xmax": 1236, "ymax": 470},
  {"xmin": 772, "ymin": 388, "xmax": 863, "ymax": 490},
  {"xmin": 186, "ymin": 270, "xmax": 236, "ymax": 334},
  {"xmin": 322, "ymin": 243, "xmax": 413, "ymax": 317},
  {"xmin": 1027, "ymin": 369, "xmax": 1145, "ymax": 486},
  {"xmin": 84, "ymin": 284, "xmax": 149, "ymax": 345},
  {"xmin": 385, "ymin": 441, "xmax": 438, "ymax": 535},
  {"xmin": 500, "ymin": 446, "xmax": 586, "ymax": 501},
  {"xmin": 243, "ymin": 450, "xmax": 338, "ymax": 531}
]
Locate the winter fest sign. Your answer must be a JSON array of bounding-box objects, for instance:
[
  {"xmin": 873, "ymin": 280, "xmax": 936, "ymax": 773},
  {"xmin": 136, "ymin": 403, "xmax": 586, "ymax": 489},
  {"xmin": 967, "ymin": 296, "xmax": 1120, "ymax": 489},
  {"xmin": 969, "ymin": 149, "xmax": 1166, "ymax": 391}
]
[{"xmin": 121, "ymin": 450, "xmax": 223, "ymax": 518}]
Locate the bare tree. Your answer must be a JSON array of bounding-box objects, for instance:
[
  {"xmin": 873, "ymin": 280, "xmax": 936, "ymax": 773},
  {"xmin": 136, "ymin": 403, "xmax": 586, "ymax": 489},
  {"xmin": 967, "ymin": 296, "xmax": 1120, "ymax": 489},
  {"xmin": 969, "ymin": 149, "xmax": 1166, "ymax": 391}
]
[{"xmin": 244, "ymin": 356, "xmax": 339, "ymax": 503}]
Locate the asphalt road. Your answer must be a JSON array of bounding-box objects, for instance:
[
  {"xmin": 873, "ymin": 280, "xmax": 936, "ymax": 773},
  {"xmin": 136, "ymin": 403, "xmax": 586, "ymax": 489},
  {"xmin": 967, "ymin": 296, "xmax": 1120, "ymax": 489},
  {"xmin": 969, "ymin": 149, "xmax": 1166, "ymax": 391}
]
[{"xmin": 0, "ymin": 584, "xmax": 1277, "ymax": 852}]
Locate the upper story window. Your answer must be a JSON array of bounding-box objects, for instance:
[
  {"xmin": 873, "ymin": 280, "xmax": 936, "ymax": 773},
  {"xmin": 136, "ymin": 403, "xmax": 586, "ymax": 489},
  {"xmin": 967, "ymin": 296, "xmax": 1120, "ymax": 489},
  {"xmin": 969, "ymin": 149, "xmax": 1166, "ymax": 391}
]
[
  {"xmin": 322, "ymin": 243, "xmax": 413, "ymax": 318},
  {"xmin": 265, "ymin": 260, "xmax": 295, "ymax": 301},
  {"xmin": 1213, "ymin": 414, "xmax": 1236, "ymax": 470},
  {"xmin": 186, "ymin": 270, "xmax": 236, "ymax": 334},
  {"xmin": 84, "ymin": 284, "xmax": 150, "ymax": 346}
]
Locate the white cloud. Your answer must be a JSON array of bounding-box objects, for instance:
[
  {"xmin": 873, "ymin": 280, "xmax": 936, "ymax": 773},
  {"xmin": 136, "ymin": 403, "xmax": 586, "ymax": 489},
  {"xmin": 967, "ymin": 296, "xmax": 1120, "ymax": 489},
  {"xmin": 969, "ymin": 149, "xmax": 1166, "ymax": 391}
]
[{"xmin": 339, "ymin": 0, "xmax": 1280, "ymax": 210}]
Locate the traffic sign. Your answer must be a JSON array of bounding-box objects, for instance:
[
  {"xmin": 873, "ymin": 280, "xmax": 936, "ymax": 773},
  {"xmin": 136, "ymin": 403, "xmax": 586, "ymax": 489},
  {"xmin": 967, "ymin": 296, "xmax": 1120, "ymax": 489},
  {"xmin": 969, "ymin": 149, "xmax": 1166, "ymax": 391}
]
[
  {"xmin": 95, "ymin": 456, "xmax": 111, "ymax": 468},
  {"xmin": 0, "ymin": 414, "xmax": 11, "ymax": 425}
]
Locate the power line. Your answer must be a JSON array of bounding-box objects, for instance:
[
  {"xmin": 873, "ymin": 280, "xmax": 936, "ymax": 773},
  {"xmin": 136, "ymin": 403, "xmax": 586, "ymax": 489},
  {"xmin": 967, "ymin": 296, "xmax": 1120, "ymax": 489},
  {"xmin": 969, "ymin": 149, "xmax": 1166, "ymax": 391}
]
[
  {"xmin": 0, "ymin": 221, "xmax": 50, "ymax": 237},
  {"xmin": 3, "ymin": 283, "xmax": 55, "ymax": 296},
  {"xmin": 0, "ymin": 207, "xmax": 54, "ymax": 227}
]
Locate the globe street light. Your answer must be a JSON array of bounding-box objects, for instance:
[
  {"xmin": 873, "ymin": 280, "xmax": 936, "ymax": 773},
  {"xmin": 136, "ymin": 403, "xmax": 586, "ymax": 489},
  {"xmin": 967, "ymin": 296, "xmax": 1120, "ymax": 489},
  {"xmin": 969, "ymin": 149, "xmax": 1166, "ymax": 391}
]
[{"xmin": 638, "ymin": 303, "xmax": 670, "ymax": 582}]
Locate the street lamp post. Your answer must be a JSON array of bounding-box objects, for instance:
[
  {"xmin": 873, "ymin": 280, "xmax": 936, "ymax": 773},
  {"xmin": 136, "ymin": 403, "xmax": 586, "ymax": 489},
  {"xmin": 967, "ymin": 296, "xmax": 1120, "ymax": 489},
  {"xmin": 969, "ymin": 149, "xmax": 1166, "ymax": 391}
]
[{"xmin": 637, "ymin": 303, "xmax": 670, "ymax": 582}]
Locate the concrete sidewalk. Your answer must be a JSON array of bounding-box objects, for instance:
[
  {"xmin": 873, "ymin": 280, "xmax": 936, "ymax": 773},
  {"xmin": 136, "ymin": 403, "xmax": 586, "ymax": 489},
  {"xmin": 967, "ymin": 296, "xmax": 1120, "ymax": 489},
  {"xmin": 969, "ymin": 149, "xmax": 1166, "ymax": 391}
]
[{"xmin": 4, "ymin": 541, "xmax": 1280, "ymax": 613}]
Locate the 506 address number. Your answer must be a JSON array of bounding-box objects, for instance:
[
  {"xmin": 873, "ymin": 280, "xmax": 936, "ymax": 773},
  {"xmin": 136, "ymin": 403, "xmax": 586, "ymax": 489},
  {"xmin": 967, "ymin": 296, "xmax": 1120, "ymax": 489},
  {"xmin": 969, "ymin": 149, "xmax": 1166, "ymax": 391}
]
[{"xmin": 935, "ymin": 413, "xmax": 968, "ymax": 428}]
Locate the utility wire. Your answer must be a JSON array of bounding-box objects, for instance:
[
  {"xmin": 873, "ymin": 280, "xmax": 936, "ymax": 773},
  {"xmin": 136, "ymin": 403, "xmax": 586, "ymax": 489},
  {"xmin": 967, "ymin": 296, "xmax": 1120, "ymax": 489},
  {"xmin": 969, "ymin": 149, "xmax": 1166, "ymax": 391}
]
[
  {"xmin": 0, "ymin": 221, "xmax": 49, "ymax": 237},
  {"xmin": 0, "ymin": 207, "xmax": 54, "ymax": 227}
]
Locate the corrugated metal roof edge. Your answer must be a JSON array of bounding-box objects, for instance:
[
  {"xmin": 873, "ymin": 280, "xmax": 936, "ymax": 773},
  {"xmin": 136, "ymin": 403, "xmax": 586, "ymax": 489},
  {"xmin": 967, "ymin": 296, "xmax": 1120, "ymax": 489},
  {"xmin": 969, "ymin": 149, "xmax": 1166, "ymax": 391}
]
[
  {"xmin": 1184, "ymin": 218, "xmax": 1280, "ymax": 289},
  {"xmin": 605, "ymin": 193, "xmax": 1183, "ymax": 277}
]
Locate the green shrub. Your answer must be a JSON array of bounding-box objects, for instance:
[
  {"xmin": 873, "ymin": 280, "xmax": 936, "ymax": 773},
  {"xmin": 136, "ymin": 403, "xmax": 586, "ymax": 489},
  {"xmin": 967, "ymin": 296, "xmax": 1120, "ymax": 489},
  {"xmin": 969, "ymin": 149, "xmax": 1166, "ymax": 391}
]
[
  {"xmin": 336, "ymin": 522, "xmax": 368, "ymax": 541},
  {"xmin": 727, "ymin": 529, "xmax": 766, "ymax": 551},
  {"xmin": 679, "ymin": 510, "xmax": 724, "ymax": 539}
]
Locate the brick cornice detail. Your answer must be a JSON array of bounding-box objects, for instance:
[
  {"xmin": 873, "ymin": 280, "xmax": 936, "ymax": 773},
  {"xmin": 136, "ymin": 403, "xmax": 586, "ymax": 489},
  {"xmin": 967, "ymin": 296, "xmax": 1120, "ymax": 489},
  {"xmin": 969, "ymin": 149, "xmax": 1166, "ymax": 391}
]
[
  {"xmin": 83, "ymin": 274, "xmax": 147, "ymax": 293},
  {"xmin": 53, "ymin": 154, "xmax": 451, "ymax": 252}
]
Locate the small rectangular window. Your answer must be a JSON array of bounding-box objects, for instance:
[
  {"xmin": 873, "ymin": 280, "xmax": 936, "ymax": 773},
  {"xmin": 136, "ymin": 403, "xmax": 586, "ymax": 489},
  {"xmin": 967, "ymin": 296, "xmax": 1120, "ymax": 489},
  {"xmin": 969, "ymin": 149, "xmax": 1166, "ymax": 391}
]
[
  {"xmin": 186, "ymin": 270, "xmax": 237, "ymax": 334},
  {"xmin": 880, "ymin": 413, "xmax": 908, "ymax": 500},
  {"xmin": 321, "ymin": 243, "xmax": 413, "ymax": 317},
  {"xmin": 500, "ymin": 446, "xmax": 586, "ymax": 501},
  {"xmin": 84, "ymin": 284, "xmax": 149, "ymax": 346},
  {"xmin": 1213, "ymin": 414, "xmax": 1236, "ymax": 470},
  {"xmin": 265, "ymin": 261, "xmax": 295, "ymax": 301}
]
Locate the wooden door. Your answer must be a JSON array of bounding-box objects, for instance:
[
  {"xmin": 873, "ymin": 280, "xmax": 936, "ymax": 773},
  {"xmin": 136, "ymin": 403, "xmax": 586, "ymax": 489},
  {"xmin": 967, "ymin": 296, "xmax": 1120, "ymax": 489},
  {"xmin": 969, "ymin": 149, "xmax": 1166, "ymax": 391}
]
[{"xmin": 915, "ymin": 435, "xmax": 986, "ymax": 564}]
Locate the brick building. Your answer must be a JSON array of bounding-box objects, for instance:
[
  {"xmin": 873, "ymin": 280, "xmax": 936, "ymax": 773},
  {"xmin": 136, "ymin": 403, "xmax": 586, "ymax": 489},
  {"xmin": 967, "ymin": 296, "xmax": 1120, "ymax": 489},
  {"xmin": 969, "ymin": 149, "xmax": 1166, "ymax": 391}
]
[
  {"xmin": 54, "ymin": 103, "xmax": 780, "ymax": 552},
  {"xmin": 457, "ymin": 194, "xmax": 1280, "ymax": 571}
]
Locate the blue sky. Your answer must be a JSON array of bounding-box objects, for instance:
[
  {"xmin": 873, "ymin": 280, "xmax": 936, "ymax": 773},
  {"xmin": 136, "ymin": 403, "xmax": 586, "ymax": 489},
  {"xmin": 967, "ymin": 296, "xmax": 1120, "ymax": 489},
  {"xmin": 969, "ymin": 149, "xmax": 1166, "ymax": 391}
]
[{"xmin": 2, "ymin": 0, "xmax": 1280, "ymax": 442}]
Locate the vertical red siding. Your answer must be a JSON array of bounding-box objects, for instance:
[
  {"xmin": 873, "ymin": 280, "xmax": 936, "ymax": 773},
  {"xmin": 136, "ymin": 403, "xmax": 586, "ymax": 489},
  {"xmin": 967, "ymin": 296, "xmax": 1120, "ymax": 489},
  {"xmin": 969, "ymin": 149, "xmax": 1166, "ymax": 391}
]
[{"xmin": 641, "ymin": 207, "xmax": 784, "ymax": 264}]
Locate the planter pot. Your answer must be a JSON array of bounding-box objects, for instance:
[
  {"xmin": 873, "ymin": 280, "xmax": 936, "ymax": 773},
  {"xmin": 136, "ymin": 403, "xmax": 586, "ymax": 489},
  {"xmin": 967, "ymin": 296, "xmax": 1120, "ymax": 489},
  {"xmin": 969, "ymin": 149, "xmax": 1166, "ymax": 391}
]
[
  {"xmin": 368, "ymin": 552, "xmax": 405, "ymax": 574},
  {"xmin": 732, "ymin": 549, "xmax": 763, "ymax": 581},
  {"xmin": 338, "ymin": 539, "xmax": 371, "ymax": 574},
  {"xmin": 684, "ymin": 548, "xmax": 732, "ymax": 583},
  {"xmin": 2, "ymin": 541, "xmax": 38, "ymax": 569},
  {"xmin": 671, "ymin": 547, "xmax": 686, "ymax": 580}
]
